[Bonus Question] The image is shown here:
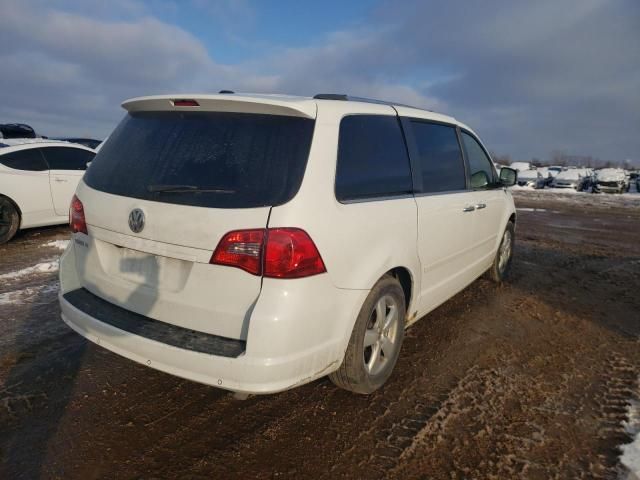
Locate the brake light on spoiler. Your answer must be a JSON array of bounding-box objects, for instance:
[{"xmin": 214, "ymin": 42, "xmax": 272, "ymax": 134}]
[{"xmin": 172, "ymin": 99, "xmax": 200, "ymax": 107}]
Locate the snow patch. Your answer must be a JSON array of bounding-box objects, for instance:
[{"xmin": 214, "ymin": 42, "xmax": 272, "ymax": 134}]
[
  {"xmin": 517, "ymin": 208, "xmax": 547, "ymax": 212},
  {"xmin": 0, "ymin": 260, "xmax": 59, "ymax": 281},
  {"xmin": 41, "ymin": 239, "xmax": 69, "ymax": 250},
  {"xmin": 0, "ymin": 282, "xmax": 59, "ymax": 305},
  {"xmin": 620, "ymin": 384, "xmax": 640, "ymax": 480},
  {"xmin": 511, "ymin": 188, "xmax": 640, "ymax": 209}
]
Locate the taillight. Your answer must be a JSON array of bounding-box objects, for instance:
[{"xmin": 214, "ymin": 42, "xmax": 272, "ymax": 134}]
[
  {"xmin": 264, "ymin": 228, "xmax": 326, "ymax": 278},
  {"xmin": 69, "ymin": 195, "xmax": 88, "ymax": 234},
  {"xmin": 211, "ymin": 229, "xmax": 265, "ymax": 275},
  {"xmin": 210, "ymin": 228, "xmax": 326, "ymax": 278}
]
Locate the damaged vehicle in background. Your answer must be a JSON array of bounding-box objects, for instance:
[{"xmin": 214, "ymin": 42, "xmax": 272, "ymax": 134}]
[
  {"xmin": 536, "ymin": 167, "xmax": 554, "ymax": 186},
  {"xmin": 516, "ymin": 169, "xmax": 546, "ymax": 189},
  {"xmin": 547, "ymin": 166, "xmax": 563, "ymax": 177},
  {"xmin": 551, "ymin": 169, "xmax": 592, "ymax": 191},
  {"xmin": 594, "ymin": 168, "xmax": 628, "ymax": 194}
]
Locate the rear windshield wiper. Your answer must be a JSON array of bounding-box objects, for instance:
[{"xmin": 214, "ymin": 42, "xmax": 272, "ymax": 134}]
[{"xmin": 147, "ymin": 184, "xmax": 235, "ymax": 194}]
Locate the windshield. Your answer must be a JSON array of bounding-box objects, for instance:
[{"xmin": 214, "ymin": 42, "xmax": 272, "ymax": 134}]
[
  {"xmin": 84, "ymin": 111, "xmax": 315, "ymax": 208},
  {"xmin": 597, "ymin": 169, "xmax": 624, "ymax": 181}
]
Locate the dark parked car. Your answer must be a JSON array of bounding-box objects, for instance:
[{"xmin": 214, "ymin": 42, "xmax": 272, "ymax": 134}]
[{"xmin": 0, "ymin": 123, "xmax": 36, "ymax": 139}]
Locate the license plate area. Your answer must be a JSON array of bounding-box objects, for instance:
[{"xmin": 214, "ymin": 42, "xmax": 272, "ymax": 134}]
[
  {"xmin": 98, "ymin": 242, "xmax": 192, "ymax": 293},
  {"xmin": 120, "ymin": 247, "xmax": 159, "ymax": 280}
]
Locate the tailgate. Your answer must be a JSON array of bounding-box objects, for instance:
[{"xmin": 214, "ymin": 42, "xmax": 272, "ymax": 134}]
[{"xmin": 72, "ymin": 181, "xmax": 269, "ymax": 341}]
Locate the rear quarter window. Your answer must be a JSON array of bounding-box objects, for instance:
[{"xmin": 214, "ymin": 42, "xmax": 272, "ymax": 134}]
[
  {"xmin": 41, "ymin": 147, "xmax": 94, "ymax": 170},
  {"xmin": 84, "ymin": 111, "xmax": 315, "ymax": 208},
  {"xmin": 0, "ymin": 148, "xmax": 48, "ymax": 171},
  {"xmin": 335, "ymin": 115, "xmax": 413, "ymax": 201}
]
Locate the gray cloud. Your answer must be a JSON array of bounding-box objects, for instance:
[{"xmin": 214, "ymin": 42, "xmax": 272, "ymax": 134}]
[
  {"xmin": 260, "ymin": 0, "xmax": 640, "ymax": 162},
  {"xmin": 0, "ymin": 0, "xmax": 637, "ymax": 163}
]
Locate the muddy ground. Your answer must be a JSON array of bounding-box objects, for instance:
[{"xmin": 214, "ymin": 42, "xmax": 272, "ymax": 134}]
[{"xmin": 1, "ymin": 191, "xmax": 639, "ymax": 479}]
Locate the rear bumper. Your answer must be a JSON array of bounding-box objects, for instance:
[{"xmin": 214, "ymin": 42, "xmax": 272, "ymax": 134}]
[
  {"xmin": 59, "ymin": 245, "xmax": 368, "ymax": 394},
  {"xmin": 62, "ymin": 288, "xmax": 246, "ymax": 357}
]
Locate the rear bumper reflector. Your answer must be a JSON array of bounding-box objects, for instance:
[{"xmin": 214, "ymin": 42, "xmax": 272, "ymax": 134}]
[{"xmin": 63, "ymin": 288, "xmax": 246, "ymax": 358}]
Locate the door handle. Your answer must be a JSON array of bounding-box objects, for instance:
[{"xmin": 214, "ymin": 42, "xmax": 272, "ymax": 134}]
[
  {"xmin": 475, "ymin": 203, "xmax": 487, "ymax": 209},
  {"xmin": 462, "ymin": 205, "xmax": 476, "ymax": 212},
  {"xmin": 54, "ymin": 178, "xmax": 68, "ymax": 183}
]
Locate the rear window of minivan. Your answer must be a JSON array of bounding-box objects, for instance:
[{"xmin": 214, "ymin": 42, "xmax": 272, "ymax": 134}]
[
  {"xmin": 335, "ymin": 115, "xmax": 413, "ymax": 201},
  {"xmin": 84, "ymin": 111, "xmax": 315, "ymax": 208}
]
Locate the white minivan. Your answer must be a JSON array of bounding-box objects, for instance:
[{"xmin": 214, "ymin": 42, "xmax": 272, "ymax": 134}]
[{"xmin": 59, "ymin": 93, "xmax": 517, "ymax": 395}]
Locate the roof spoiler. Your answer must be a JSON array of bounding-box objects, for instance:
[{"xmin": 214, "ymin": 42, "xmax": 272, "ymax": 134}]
[{"xmin": 122, "ymin": 95, "xmax": 316, "ymax": 119}]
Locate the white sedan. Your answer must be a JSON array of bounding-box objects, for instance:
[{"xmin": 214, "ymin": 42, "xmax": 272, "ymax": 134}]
[{"xmin": 0, "ymin": 140, "xmax": 95, "ymax": 243}]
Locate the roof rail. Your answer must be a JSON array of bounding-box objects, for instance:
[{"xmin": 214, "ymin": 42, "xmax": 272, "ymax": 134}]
[
  {"xmin": 313, "ymin": 93, "xmax": 348, "ymax": 101},
  {"xmin": 312, "ymin": 93, "xmax": 429, "ymax": 111}
]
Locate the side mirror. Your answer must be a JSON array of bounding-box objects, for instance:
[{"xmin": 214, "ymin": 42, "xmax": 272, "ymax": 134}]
[{"xmin": 500, "ymin": 167, "xmax": 517, "ymax": 186}]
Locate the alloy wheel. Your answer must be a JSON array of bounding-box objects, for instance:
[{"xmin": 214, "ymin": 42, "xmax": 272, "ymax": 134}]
[
  {"xmin": 498, "ymin": 229, "xmax": 513, "ymax": 274},
  {"xmin": 363, "ymin": 295, "xmax": 401, "ymax": 376}
]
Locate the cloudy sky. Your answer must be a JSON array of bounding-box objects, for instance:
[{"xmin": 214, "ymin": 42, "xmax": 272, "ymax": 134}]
[{"xmin": 0, "ymin": 0, "xmax": 638, "ymax": 163}]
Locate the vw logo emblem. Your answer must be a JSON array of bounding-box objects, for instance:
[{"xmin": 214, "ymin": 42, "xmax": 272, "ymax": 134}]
[{"xmin": 128, "ymin": 208, "xmax": 145, "ymax": 233}]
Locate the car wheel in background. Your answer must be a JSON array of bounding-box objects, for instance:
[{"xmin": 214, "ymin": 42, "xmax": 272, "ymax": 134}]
[
  {"xmin": 329, "ymin": 275, "xmax": 406, "ymax": 394},
  {"xmin": 488, "ymin": 221, "xmax": 515, "ymax": 283},
  {"xmin": 0, "ymin": 196, "xmax": 20, "ymax": 244}
]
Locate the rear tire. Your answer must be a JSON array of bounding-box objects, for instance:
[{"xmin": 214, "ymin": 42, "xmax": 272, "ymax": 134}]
[
  {"xmin": 330, "ymin": 275, "xmax": 406, "ymax": 394},
  {"xmin": 0, "ymin": 197, "xmax": 19, "ymax": 244},
  {"xmin": 488, "ymin": 221, "xmax": 515, "ymax": 283}
]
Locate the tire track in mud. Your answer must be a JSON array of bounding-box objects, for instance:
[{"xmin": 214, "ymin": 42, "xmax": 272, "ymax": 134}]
[
  {"xmin": 390, "ymin": 362, "xmax": 541, "ymax": 479},
  {"xmin": 594, "ymin": 354, "xmax": 639, "ymax": 478},
  {"xmin": 317, "ymin": 296, "xmax": 494, "ymax": 479},
  {"xmin": 91, "ymin": 380, "xmax": 340, "ymax": 478},
  {"xmin": 123, "ymin": 292, "xmax": 486, "ymax": 479},
  {"xmin": 319, "ymin": 260, "xmax": 640, "ymax": 480},
  {"xmin": 384, "ymin": 350, "xmax": 639, "ymax": 480}
]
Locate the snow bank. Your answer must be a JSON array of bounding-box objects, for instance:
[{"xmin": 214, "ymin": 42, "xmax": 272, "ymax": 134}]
[
  {"xmin": 510, "ymin": 162, "xmax": 531, "ymax": 172},
  {"xmin": 620, "ymin": 382, "xmax": 640, "ymax": 479},
  {"xmin": 0, "ymin": 260, "xmax": 59, "ymax": 281},
  {"xmin": 518, "ymin": 169, "xmax": 540, "ymax": 181},
  {"xmin": 41, "ymin": 239, "xmax": 70, "ymax": 250},
  {"xmin": 0, "ymin": 282, "xmax": 59, "ymax": 305},
  {"xmin": 511, "ymin": 187, "xmax": 640, "ymax": 207}
]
